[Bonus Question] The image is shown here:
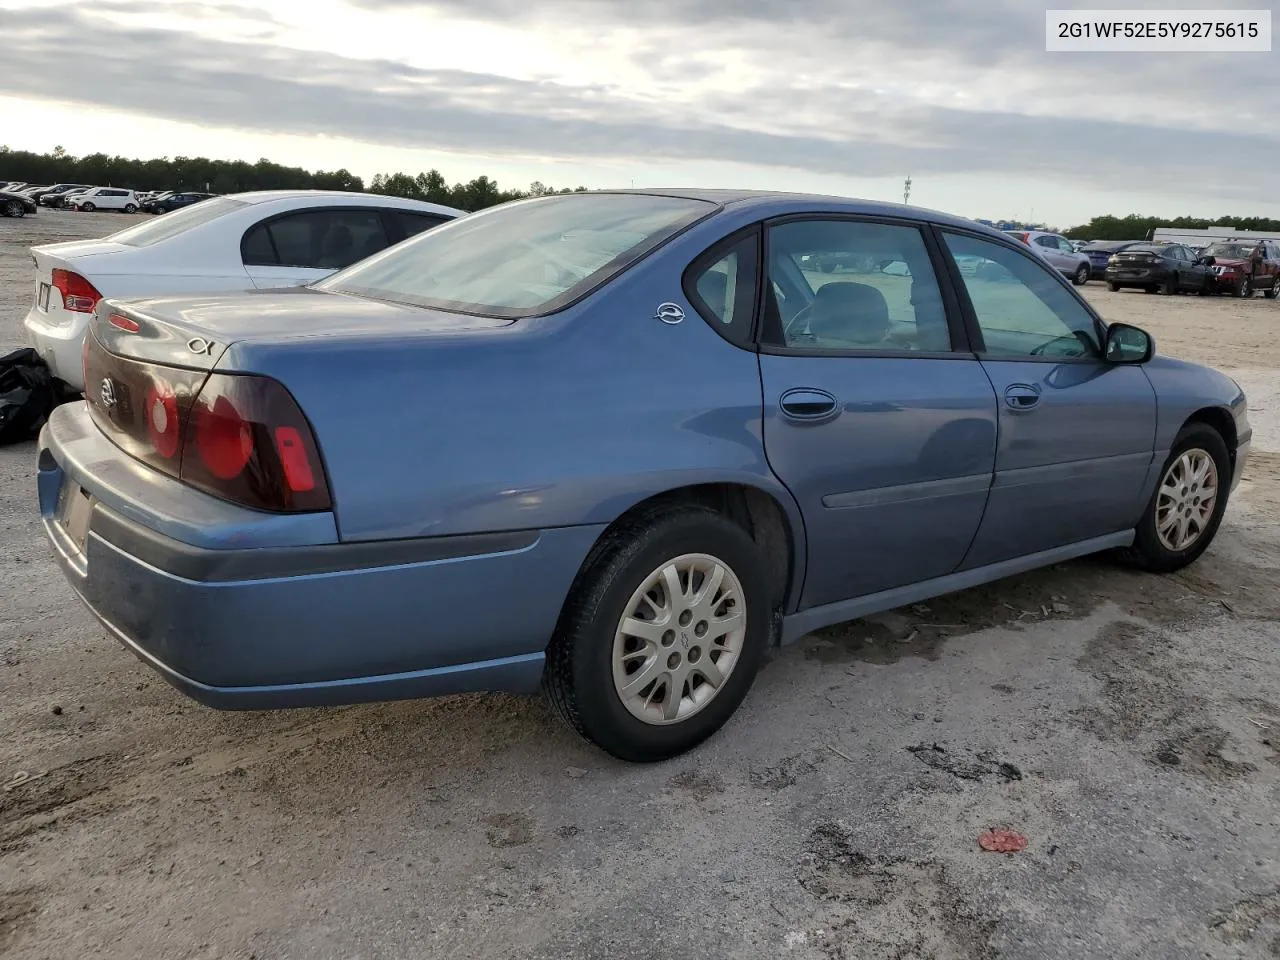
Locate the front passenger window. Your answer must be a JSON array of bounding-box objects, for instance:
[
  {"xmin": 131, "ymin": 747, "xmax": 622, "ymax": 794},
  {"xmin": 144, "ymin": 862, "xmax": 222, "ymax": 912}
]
[{"xmin": 942, "ymin": 232, "xmax": 1100, "ymax": 359}]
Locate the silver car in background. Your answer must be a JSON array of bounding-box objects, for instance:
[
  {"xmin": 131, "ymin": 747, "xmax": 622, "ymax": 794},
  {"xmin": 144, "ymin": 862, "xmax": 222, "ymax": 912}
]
[{"xmin": 1005, "ymin": 229, "xmax": 1091, "ymax": 285}]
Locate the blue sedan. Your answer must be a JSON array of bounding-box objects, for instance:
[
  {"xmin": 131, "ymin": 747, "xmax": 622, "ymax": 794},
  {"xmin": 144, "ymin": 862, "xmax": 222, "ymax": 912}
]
[{"xmin": 38, "ymin": 190, "xmax": 1251, "ymax": 761}]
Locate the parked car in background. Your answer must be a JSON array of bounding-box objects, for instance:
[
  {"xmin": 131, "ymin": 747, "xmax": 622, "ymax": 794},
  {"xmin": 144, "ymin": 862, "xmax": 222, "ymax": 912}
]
[
  {"xmin": 146, "ymin": 191, "xmax": 216, "ymax": 214},
  {"xmin": 38, "ymin": 184, "xmax": 94, "ymax": 207},
  {"xmin": 0, "ymin": 181, "xmax": 31, "ymax": 192},
  {"xmin": 1200, "ymin": 239, "xmax": 1280, "ymax": 298},
  {"xmin": 1105, "ymin": 243, "xmax": 1214, "ymax": 294},
  {"xmin": 36, "ymin": 189, "xmax": 1250, "ymax": 761},
  {"xmin": 138, "ymin": 191, "xmax": 172, "ymax": 208},
  {"xmin": 69, "ymin": 188, "xmax": 141, "ymax": 213},
  {"xmin": 24, "ymin": 190, "xmax": 464, "ymax": 389},
  {"xmin": 1080, "ymin": 240, "xmax": 1144, "ymax": 280},
  {"xmin": 1005, "ymin": 229, "xmax": 1091, "ymax": 284},
  {"xmin": 0, "ymin": 189, "xmax": 39, "ymax": 217}
]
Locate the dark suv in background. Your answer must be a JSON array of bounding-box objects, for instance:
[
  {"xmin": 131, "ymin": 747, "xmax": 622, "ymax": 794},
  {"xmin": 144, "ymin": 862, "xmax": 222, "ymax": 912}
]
[
  {"xmin": 146, "ymin": 191, "xmax": 216, "ymax": 214},
  {"xmin": 1104, "ymin": 242, "xmax": 1215, "ymax": 294}
]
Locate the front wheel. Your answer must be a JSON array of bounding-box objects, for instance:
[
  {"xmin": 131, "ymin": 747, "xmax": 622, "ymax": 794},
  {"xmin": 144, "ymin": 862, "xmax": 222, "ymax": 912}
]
[
  {"xmin": 1236, "ymin": 276, "xmax": 1252, "ymax": 298},
  {"xmin": 1073, "ymin": 264, "xmax": 1089, "ymax": 286},
  {"xmin": 1264, "ymin": 278, "xmax": 1279, "ymax": 300},
  {"xmin": 2, "ymin": 199, "xmax": 23, "ymax": 218},
  {"xmin": 1120, "ymin": 424, "xmax": 1230, "ymax": 573},
  {"xmin": 544, "ymin": 505, "xmax": 772, "ymax": 762},
  {"xmin": 80, "ymin": 202, "xmax": 95, "ymax": 212},
  {"xmin": 1107, "ymin": 281, "xmax": 1121, "ymax": 292}
]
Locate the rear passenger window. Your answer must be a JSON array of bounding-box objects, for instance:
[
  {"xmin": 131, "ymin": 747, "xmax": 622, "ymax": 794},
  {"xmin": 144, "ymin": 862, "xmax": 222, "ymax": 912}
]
[
  {"xmin": 242, "ymin": 210, "xmax": 392, "ymax": 270},
  {"xmin": 390, "ymin": 211, "xmax": 448, "ymax": 242},
  {"xmin": 684, "ymin": 231, "xmax": 759, "ymax": 348}
]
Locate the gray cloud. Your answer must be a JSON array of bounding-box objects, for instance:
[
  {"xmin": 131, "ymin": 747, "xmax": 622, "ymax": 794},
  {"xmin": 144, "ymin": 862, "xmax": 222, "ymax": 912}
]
[{"xmin": 3, "ymin": 1, "xmax": 1278, "ymax": 208}]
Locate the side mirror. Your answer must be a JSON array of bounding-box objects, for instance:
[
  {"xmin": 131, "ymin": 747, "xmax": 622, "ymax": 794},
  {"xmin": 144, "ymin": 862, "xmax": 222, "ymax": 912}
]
[{"xmin": 1105, "ymin": 322, "xmax": 1153, "ymax": 364}]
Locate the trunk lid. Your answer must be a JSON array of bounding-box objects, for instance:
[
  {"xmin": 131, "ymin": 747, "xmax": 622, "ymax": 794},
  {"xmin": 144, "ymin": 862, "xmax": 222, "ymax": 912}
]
[{"xmin": 93, "ymin": 287, "xmax": 514, "ymax": 369}]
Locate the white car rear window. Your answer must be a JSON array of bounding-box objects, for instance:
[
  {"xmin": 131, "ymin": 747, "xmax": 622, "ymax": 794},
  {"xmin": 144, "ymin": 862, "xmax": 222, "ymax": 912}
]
[{"xmin": 108, "ymin": 197, "xmax": 247, "ymax": 247}]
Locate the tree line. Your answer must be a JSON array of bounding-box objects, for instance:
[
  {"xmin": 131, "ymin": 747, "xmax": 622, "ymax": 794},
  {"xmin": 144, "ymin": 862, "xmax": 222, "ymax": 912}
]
[
  {"xmin": 6, "ymin": 146, "xmax": 1279, "ymax": 229},
  {"xmin": 1062, "ymin": 213, "xmax": 1280, "ymax": 241},
  {"xmin": 0, "ymin": 146, "xmax": 586, "ymax": 212}
]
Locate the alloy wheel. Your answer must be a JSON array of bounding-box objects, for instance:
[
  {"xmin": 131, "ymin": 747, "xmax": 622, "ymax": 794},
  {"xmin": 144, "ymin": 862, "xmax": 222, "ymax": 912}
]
[
  {"xmin": 1156, "ymin": 449, "xmax": 1219, "ymax": 552},
  {"xmin": 611, "ymin": 553, "xmax": 747, "ymax": 725}
]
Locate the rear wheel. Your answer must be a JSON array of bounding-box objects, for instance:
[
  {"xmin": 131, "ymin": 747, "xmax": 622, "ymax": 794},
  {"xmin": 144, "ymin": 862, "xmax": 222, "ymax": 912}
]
[
  {"xmin": 1107, "ymin": 281, "xmax": 1121, "ymax": 292},
  {"xmin": 1120, "ymin": 423, "xmax": 1230, "ymax": 573},
  {"xmin": 1264, "ymin": 277, "xmax": 1279, "ymax": 300},
  {"xmin": 80, "ymin": 201, "xmax": 95, "ymax": 212},
  {"xmin": 1073, "ymin": 264, "xmax": 1089, "ymax": 285},
  {"xmin": 1162, "ymin": 272, "xmax": 1178, "ymax": 295},
  {"xmin": 2, "ymin": 199, "xmax": 23, "ymax": 218},
  {"xmin": 1144, "ymin": 284, "xmax": 1158, "ymax": 294},
  {"xmin": 544, "ymin": 505, "xmax": 772, "ymax": 762},
  {"xmin": 123, "ymin": 203, "xmax": 137, "ymax": 214},
  {"xmin": 1198, "ymin": 273, "xmax": 1211, "ymax": 295}
]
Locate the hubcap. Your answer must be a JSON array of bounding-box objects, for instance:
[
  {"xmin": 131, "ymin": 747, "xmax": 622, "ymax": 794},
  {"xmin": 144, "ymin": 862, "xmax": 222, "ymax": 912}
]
[
  {"xmin": 1156, "ymin": 449, "xmax": 1219, "ymax": 552},
  {"xmin": 611, "ymin": 553, "xmax": 747, "ymax": 725}
]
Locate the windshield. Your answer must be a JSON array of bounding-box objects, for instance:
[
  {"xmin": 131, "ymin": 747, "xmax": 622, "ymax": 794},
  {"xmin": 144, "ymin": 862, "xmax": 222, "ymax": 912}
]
[
  {"xmin": 1203, "ymin": 243, "xmax": 1256, "ymax": 259},
  {"xmin": 317, "ymin": 193, "xmax": 716, "ymax": 318},
  {"xmin": 107, "ymin": 196, "xmax": 247, "ymax": 247}
]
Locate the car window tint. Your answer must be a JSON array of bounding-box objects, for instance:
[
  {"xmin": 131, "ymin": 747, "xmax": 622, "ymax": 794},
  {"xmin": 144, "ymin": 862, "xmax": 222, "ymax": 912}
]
[
  {"xmin": 107, "ymin": 196, "xmax": 249, "ymax": 247},
  {"xmin": 1033, "ymin": 236, "xmax": 1055, "ymax": 247},
  {"xmin": 765, "ymin": 219, "xmax": 952, "ymax": 353},
  {"xmin": 942, "ymin": 232, "xmax": 1100, "ymax": 360},
  {"xmin": 241, "ymin": 223, "xmax": 277, "ymax": 265},
  {"xmin": 265, "ymin": 210, "xmax": 391, "ymax": 270},
  {"xmin": 686, "ymin": 232, "xmax": 758, "ymax": 346},
  {"xmin": 391, "ymin": 211, "xmax": 448, "ymax": 241}
]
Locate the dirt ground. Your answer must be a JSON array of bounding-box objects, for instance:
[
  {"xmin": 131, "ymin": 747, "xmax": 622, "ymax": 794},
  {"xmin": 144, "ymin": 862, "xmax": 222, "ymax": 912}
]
[{"xmin": 2, "ymin": 210, "xmax": 1279, "ymax": 960}]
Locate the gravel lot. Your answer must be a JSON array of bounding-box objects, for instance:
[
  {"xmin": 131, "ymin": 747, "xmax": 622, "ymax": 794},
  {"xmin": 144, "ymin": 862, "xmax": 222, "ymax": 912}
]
[{"xmin": 2, "ymin": 210, "xmax": 1279, "ymax": 960}]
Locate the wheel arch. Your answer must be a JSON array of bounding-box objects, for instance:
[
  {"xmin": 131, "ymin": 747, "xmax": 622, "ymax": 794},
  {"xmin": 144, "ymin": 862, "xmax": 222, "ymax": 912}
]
[
  {"xmin": 563, "ymin": 481, "xmax": 806, "ymax": 638},
  {"xmin": 1181, "ymin": 406, "xmax": 1239, "ymax": 473}
]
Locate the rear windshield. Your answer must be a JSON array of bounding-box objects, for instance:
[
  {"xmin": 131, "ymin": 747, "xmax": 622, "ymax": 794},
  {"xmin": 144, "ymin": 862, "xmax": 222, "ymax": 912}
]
[
  {"xmin": 107, "ymin": 196, "xmax": 247, "ymax": 247},
  {"xmin": 1124, "ymin": 244, "xmax": 1165, "ymax": 254},
  {"xmin": 316, "ymin": 193, "xmax": 716, "ymax": 318}
]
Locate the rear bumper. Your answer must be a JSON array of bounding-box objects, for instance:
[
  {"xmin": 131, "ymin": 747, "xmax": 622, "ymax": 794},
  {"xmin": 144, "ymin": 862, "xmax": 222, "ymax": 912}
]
[
  {"xmin": 38, "ymin": 403, "xmax": 603, "ymax": 709},
  {"xmin": 24, "ymin": 302, "xmax": 88, "ymax": 390}
]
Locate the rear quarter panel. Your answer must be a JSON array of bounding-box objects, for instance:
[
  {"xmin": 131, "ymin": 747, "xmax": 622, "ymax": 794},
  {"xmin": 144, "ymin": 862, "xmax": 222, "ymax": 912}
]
[{"xmin": 221, "ymin": 219, "xmax": 799, "ymax": 545}]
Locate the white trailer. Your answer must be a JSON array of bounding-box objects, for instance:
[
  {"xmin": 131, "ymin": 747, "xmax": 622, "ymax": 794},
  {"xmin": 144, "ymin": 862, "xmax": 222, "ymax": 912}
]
[{"xmin": 1150, "ymin": 225, "xmax": 1280, "ymax": 245}]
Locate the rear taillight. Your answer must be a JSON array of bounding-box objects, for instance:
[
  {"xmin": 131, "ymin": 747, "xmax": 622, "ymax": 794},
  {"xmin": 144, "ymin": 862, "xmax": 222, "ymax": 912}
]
[
  {"xmin": 83, "ymin": 330, "xmax": 331, "ymax": 513},
  {"xmin": 179, "ymin": 373, "xmax": 331, "ymax": 512},
  {"xmin": 51, "ymin": 268, "xmax": 102, "ymax": 313}
]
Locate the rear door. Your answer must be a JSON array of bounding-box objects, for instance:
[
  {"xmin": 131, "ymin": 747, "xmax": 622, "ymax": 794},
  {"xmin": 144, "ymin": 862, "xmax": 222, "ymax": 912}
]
[
  {"xmin": 240, "ymin": 207, "xmax": 394, "ymax": 288},
  {"xmin": 937, "ymin": 229, "xmax": 1157, "ymax": 567},
  {"xmin": 754, "ymin": 216, "xmax": 997, "ymax": 610},
  {"xmin": 1032, "ymin": 235, "xmax": 1065, "ymax": 270}
]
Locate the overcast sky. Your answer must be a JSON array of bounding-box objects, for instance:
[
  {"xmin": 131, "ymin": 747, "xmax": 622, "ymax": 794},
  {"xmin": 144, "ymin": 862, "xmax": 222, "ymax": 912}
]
[{"xmin": 1, "ymin": 0, "xmax": 1276, "ymax": 226}]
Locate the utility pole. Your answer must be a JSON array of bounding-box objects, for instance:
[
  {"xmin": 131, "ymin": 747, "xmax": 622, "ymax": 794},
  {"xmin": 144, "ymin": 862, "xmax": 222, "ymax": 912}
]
[{"xmin": 903, "ymin": 175, "xmax": 912, "ymax": 205}]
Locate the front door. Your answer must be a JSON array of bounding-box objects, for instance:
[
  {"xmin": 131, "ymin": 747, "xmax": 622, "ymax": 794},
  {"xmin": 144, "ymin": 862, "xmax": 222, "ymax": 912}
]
[
  {"xmin": 937, "ymin": 230, "xmax": 1158, "ymax": 568},
  {"xmin": 755, "ymin": 217, "xmax": 998, "ymax": 610}
]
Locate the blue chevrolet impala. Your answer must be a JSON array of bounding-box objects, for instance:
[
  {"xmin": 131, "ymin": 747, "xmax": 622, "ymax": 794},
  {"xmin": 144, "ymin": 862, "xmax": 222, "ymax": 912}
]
[{"xmin": 38, "ymin": 190, "xmax": 1251, "ymax": 761}]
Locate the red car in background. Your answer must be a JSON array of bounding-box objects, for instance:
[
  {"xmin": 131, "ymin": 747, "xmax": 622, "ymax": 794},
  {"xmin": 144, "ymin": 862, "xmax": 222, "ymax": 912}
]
[{"xmin": 1202, "ymin": 239, "xmax": 1280, "ymax": 298}]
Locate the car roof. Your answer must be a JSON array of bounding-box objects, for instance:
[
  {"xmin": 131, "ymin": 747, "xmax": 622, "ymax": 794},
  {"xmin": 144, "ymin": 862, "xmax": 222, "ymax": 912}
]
[
  {"xmin": 589, "ymin": 188, "xmax": 1003, "ymax": 234},
  {"xmin": 230, "ymin": 190, "xmax": 463, "ymax": 213}
]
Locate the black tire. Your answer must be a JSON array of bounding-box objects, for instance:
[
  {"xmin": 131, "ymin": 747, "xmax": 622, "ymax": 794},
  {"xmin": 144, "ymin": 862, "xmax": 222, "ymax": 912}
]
[
  {"xmin": 1162, "ymin": 272, "xmax": 1178, "ymax": 295},
  {"xmin": 1073, "ymin": 264, "xmax": 1089, "ymax": 286},
  {"xmin": 1144, "ymin": 285, "xmax": 1158, "ymax": 294},
  {"xmin": 1198, "ymin": 274, "xmax": 1211, "ymax": 296},
  {"xmin": 819, "ymin": 261, "xmax": 834, "ymax": 273},
  {"xmin": 1107, "ymin": 281, "xmax": 1121, "ymax": 292},
  {"xmin": 1236, "ymin": 276, "xmax": 1252, "ymax": 298},
  {"xmin": 2, "ymin": 199, "xmax": 23, "ymax": 218},
  {"xmin": 544, "ymin": 504, "xmax": 773, "ymax": 762},
  {"xmin": 1264, "ymin": 278, "xmax": 1279, "ymax": 300},
  {"xmin": 1119, "ymin": 423, "xmax": 1231, "ymax": 573},
  {"xmin": 80, "ymin": 201, "xmax": 95, "ymax": 212},
  {"xmin": 123, "ymin": 203, "xmax": 137, "ymax": 214}
]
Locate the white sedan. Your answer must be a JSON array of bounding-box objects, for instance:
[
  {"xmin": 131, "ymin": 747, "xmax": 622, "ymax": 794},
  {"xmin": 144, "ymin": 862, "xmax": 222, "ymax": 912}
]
[{"xmin": 24, "ymin": 190, "xmax": 464, "ymax": 390}]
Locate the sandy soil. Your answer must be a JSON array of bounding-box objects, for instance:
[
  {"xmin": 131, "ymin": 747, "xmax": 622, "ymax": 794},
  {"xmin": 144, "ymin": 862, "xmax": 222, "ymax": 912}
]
[{"xmin": 2, "ymin": 211, "xmax": 1279, "ymax": 960}]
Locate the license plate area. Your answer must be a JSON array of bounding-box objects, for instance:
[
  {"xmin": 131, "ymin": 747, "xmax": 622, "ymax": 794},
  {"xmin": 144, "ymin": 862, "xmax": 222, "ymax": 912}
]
[
  {"xmin": 56, "ymin": 479, "xmax": 95, "ymax": 556},
  {"xmin": 37, "ymin": 282, "xmax": 51, "ymax": 312}
]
